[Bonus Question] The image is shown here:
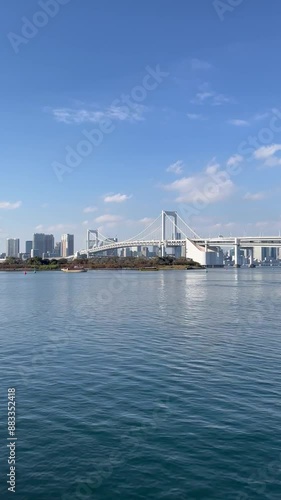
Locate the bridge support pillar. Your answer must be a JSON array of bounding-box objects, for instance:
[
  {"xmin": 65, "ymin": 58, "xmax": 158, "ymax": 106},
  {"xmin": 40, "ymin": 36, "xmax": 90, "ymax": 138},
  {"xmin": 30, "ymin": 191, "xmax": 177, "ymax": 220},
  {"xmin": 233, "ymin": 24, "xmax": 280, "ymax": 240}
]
[
  {"xmin": 248, "ymin": 248, "xmax": 255, "ymax": 267},
  {"xmin": 234, "ymin": 238, "xmax": 241, "ymax": 268}
]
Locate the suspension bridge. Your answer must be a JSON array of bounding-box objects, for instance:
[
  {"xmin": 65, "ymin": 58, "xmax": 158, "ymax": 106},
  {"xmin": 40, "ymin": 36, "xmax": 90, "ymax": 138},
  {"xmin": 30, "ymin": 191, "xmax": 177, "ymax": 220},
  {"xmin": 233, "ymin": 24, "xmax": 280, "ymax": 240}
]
[{"xmin": 75, "ymin": 210, "xmax": 281, "ymax": 267}]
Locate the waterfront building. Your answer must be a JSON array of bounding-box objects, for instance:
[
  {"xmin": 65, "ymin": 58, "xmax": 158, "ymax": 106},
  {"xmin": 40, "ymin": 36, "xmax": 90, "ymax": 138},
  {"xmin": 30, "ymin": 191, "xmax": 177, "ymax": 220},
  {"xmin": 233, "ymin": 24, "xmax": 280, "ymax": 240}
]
[
  {"xmin": 44, "ymin": 234, "xmax": 55, "ymax": 254},
  {"xmin": 6, "ymin": 238, "xmax": 20, "ymax": 258},
  {"xmin": 31, "ymin": 248, "xmax": 41, "ymax": 258},
  {"xmin": 32, "ymin": 233, "xmax": 45, "ymax": 258},
  {"xmin": 32, "ymin": 233, "xmax": 55, "ymax": 258},
  {"xmin": 54, "ymin": 242, "xmax": 61, "ymax": 257},
  {"xmin": 61, "ymin": 234, "xmax": 74, "ymax": 257},
  {"xmin": 141, "ymin": 247, "xmax": 149, "ymax": 258},
  {"xmin": 25, "ymin": 241, "xmax": 32, "ymax": 255}
]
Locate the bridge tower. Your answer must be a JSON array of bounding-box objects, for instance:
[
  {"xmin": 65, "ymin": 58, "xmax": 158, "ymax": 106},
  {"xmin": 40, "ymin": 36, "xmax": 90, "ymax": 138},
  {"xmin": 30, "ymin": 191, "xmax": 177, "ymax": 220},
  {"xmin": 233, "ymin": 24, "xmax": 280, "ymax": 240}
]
[
  {"xmin": 161, "ymin": 210, "xmax": 178, "ymax": 257},
  {"xmin": 234, "ymin": 238, "xmax": 241, "ymax": 268},
  {"xmin": 87, "ymin": 229, "xmax": 99, "ymax": 256}
]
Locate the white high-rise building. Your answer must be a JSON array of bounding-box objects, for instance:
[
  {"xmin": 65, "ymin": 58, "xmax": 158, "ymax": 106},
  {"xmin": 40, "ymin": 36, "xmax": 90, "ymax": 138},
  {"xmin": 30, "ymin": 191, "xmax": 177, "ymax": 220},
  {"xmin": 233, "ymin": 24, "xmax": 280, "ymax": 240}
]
[
  {"xmin": 61, "ymin": 234, "xmax": 74, "ymax": 257},
  {"xmin": 6, "ymin": 239, "xmax": 20, "ymax": 258}
]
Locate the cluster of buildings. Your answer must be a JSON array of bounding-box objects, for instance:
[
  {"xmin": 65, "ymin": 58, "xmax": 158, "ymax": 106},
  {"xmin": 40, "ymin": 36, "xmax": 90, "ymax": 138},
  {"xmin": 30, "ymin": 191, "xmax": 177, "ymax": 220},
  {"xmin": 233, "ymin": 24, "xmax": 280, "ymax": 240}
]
[
  {"xmin": 2, "ymin": 233, "xmax": 74, "ymax": 260},
  {"xmin": 224, "ymin": 247, "xmax": 281, "ymax": 266}
]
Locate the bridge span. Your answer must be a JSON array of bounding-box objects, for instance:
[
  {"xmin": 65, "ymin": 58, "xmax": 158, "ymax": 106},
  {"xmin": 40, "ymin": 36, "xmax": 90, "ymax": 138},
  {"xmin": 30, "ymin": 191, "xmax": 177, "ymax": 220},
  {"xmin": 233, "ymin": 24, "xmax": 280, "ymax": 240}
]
[
  {"xmin": 76, "ymin": 212, "xmax": 281, "ymax": 267},
  {"xmin": 80, "ymin": 236, "xmax": 281, "ymax": 267}
]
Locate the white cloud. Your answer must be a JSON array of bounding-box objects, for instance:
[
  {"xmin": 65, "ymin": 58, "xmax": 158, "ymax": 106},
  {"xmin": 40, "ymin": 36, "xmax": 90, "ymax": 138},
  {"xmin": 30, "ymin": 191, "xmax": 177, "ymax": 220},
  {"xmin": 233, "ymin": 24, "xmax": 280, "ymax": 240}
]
[
  {"xmin": 83, "ymin": 206, "xmax": 98, "ymax": 213},
  {"xmin": 139, "ymin": 217, "xmax": 155, "ymax": 225},
  {"xmin": 244, "ymin": 192, "xmax": 266, "ymax": 201},
  {"xmin": 205, "ymin": 158, "xmax": 221, "ymax": 175},
  {"xmin": 227, "ymin": 154, "xmax": 243, "ymax": 167},
  {"xmin": 95, "ymin": 214, "xmax": 123, "ymax": 224},
  {"xmin": 191, "ymin": 58, "xmax": 212, "ymax": 70},
  {"xmin": 192, "ymin": 83, "xmax": 231, "ymax": 106},
  {"xmin": 104, "ymin": 193, "xmax": 131, "ymax": 203},
  {"xmin": 253, "ymin": 112, "xmax": 270, "ymax": 121},
  {"xmin": 163, "ymin": 160, "xmax": 235, "ymax": 204},
  {"xmin": 228, "ymin": 119, "xmax": 250, "ymax": 127},
  {"xmin": 166, "ymin": 160, "xmax": 184, "ymax": 175},
  {"xmin": 51, "ymin": 104, "xmax": 147, "ymax": 124},
  {"xmin": 0, "ymin": 201, "xmax": 22, "ymax": 210},
  {"xmin": 254, "ymin": 144, "xmax": 281, "ymax": 167},
  {"xmin": 82, "ymin": 220, "xmax": 89, "ymax": 226},
  {"xmin": 187, "ymin": 113, "xmax": 207, "ymax": 121}
]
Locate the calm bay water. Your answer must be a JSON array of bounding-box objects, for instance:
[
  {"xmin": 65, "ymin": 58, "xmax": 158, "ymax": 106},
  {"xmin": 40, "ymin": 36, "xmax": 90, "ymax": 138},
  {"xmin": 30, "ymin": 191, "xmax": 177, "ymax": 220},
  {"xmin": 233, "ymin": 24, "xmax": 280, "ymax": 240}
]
[{"xmin": 1, "ymin": 268, "xmax": 281, "ymax": 499}]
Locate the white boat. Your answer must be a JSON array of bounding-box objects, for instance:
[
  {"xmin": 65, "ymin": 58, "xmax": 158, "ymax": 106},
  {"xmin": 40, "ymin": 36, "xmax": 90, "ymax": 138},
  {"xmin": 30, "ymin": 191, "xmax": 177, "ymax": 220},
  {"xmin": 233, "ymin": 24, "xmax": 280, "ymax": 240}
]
[{"xmin": 61, "ymin": 268, "xmax": 87, "ymax": 273}]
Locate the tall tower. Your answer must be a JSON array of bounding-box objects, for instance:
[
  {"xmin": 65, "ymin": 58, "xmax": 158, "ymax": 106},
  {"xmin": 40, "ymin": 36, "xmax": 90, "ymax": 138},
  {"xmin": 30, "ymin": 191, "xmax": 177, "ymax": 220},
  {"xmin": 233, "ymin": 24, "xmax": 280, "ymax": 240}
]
[
  {"xmin": 161, "ymin": 211, "xmax": 178, "ymax": 257},
  {"xmin": 87, "ymin": 230, "xmax": 99, "ymax": 254},
  {"xmin": 61, "ymin": 234, "xmax": 74, "ymax": 257},
  {"xmin": 6, "ymin": 238, "xmax": 20, "ymax": 258}
]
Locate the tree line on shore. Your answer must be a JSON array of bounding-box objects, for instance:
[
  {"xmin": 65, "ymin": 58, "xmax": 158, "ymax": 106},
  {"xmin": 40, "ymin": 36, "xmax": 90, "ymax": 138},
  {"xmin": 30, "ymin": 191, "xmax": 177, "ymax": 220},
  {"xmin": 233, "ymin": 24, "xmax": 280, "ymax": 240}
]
[{"xmin": 0, "ymin": 256, "xmax": 202, "ymax": 270}]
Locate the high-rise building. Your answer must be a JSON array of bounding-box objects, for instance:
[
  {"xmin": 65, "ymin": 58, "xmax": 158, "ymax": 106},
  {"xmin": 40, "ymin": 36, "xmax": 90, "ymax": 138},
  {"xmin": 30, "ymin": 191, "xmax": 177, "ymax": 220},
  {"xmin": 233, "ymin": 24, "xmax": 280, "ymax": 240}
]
[
  {"xmin": 32, "ymin": 233, "xmax": 55, "ymax": 258},
  {"xmin": 25, "ymin": 241, "xmax": 32, "ymax": 255},
  {"xmin": 6, "ymin": 238, "xmax": 20, "ymax": 258},
  {"xmin": 269, "ymin": 248, "xmax": 277, "ymax": 260},
  {"xmin": 54, "ymin": 242, "xmax": 61, "ymax": 257},
  {"xmin": 44, "ymin": 234, "xmax": 54, "ymax": 254},
  {"xmin": 61, "ymin": 234, "xmax": 74, "ymax": 257},
  {"xmin": 32, "ymin": 233, "xmax": 45, "ymax": 257}
]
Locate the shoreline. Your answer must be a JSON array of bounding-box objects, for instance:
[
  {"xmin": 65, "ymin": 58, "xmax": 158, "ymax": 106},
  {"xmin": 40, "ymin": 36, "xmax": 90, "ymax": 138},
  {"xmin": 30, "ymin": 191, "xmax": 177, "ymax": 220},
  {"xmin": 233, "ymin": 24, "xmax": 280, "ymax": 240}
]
[{"xmin": 0, "ymin": 265, "xmax": 204, "ymax": 272}]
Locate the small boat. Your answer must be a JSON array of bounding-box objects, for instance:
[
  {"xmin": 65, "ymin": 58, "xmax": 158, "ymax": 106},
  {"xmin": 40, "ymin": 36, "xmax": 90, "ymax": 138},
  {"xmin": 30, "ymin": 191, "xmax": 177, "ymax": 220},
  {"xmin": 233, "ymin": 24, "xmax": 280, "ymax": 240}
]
[{"xmin": 61, "ymin": 268, "xmax": 87, "ymax": 273}]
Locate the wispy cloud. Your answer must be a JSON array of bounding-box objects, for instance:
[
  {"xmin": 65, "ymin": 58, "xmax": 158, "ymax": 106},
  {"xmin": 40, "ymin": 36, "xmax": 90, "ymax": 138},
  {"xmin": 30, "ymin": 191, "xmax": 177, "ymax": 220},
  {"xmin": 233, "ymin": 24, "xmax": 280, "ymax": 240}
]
[
  {"xmin": 228, "ymin": 119, "xmax": 250, "ymax": 127},
  {"xmin": 227, "ymin": 154, "xmax": 243, "ymax": 167},
  {"xmin": 166, "ymin": 160, "xmax": 184, "ymax": 175},
  {"xmin": 0, "ymin": 201, "xmax": 22, "ymax": 210},
  {"xmin": 244, "ymin": 192, "xmax": 266, "ymax": 201},
  {"xmin": 190, "ymin": 58, "xmax": 212, "ymax": 71},
  {"xmin": 83, "ymin": 206, "xmax": 98, "ymax": 213},
  {"xmin": 253, "ymin": 112, "xmax": 270, "ymax": 121},
  {"xmin": 192, "ymin": 83, "xmax": 231, "ymax": 106},
  {"xmin": 104, "ymin": 193, "xmax": 132, "ymax": 203},
  {"xmin": 254, "ymin": 144, "xmax": 281, "ymax": 167},
  {"xmin": 95, "ymin": 214, "xmax": 123, "ymax": 224},
  {"xmin": 50, "ymin": 104, "xmax": 148, "ymax": 124},
  {"xmin": 139, "ymin": 217, "xmax": 155, "ymax": 225},
  {"xmin": 228, "ymin": 111, "xmax": 271, "ymax": 127},
  {"xmin": 187, "ymin": 113, "xmax": 207, "ymax": 121}
]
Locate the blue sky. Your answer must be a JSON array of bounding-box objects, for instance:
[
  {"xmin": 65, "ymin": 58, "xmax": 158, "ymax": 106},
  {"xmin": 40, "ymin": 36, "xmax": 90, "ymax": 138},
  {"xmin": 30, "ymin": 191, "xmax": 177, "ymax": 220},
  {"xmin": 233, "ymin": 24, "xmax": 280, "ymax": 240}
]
[{"xmin": 1, "ymin": 0, "xmax": 281, "ymax": 252}]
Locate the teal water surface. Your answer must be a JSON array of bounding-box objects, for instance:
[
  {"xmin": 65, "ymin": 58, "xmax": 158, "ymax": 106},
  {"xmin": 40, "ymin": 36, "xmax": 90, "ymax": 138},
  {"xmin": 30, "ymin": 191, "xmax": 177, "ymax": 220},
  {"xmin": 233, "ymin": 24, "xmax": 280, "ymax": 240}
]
[{"xmin": 0, "ymin": 268, "xmax": 281, "ymax": 499}]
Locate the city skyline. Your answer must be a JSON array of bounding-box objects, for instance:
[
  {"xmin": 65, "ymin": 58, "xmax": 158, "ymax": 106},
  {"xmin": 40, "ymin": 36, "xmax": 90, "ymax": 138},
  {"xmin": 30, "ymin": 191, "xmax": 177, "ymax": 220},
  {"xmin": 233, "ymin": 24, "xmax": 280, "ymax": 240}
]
[
  {"xmin": 2, "ymin": 1, "xmax": 281, "ymax": 252},
  {"xmin": 5, "ymin": 232, "xmax": 74, "ymax": 259}
]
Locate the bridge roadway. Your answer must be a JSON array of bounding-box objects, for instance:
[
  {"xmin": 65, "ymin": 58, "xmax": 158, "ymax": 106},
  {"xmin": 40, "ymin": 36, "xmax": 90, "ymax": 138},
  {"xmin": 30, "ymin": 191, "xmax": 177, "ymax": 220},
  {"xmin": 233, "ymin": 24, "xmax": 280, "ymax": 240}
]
[{"xmin": 82, "ymin": 236, "xmax": 281, "ymax": 255}]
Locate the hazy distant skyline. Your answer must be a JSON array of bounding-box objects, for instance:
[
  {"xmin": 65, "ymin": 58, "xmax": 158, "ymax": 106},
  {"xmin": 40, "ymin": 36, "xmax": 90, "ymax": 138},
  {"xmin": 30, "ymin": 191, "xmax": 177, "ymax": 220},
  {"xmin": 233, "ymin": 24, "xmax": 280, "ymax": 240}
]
[{"xmin": 2, "ymin": 0, "xmax": 281, "ymax": 253}]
